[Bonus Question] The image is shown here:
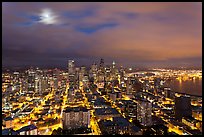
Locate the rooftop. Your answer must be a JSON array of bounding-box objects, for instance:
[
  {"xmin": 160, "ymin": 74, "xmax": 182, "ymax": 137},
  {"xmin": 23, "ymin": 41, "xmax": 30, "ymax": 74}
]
[
  {"xmin": 17, "ymin": 124, "xmax": 37, "ymax": 133},
  {"xmin": 2, "ymin": 128, "xmax": 18, "ymax": 135},
  {"xmin": 4, "ymin": 116, "xmax": 13, "ymax": 121},
  {"xmin": 63, "ymin": 107, "xmax": 89, "ymax": 113},
  {"xmin": 183, "ymin": 116, "xmax": 200, "ymax": 122},
  {"xmin": 95, "ymin": 108, "xmax": 120, "ymax": 116},
  {"xmin": 131, "ymin": 125, "xmax": 141, "ymax": 132},
  {"xmin": 113, "ymin": 117, "xmax": 130, "ymax": 127}
]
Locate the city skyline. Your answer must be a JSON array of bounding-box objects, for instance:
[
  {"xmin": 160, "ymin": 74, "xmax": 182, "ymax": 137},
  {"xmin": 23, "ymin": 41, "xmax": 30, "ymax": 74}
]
[
  {"xmin": 2, "ymin": 3, "xmax": 202, "ymax": 135},
  {"xmin": 2, "ymin": 2, "xmax": 202, "ymax": 68}
]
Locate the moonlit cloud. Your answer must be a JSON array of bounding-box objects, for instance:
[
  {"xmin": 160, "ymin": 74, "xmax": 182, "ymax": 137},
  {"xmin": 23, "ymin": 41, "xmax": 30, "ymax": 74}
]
[{"xmin": 39, "ymin": 8, "xmax": 60, "ymax": 25}]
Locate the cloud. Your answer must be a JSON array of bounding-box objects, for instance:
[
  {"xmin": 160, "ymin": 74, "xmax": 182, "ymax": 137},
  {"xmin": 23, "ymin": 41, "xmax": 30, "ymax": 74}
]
[
  {"xmin": 2, "ymin": 2, "xmax": 202, "ymax": 68},
  {"xmin": 16, "ymin": 8, "xmax": 63, "ymax": 26},
  {"xmin": 75, "ymin": 22, "xmax": 119, "ymax": 34},
  {"xmin": 62, "ymin": 8, "xmax": 95, "ymax": 19},
  {"xmin": 38, "ymin": 8, "xmax": 60, "ymax": 25}
]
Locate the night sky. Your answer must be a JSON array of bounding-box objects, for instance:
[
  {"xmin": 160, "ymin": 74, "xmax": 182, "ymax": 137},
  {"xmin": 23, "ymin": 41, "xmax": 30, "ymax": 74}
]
[{"xmin": 2, "ymin": 2, "xmax": 202, "ymax": 68}]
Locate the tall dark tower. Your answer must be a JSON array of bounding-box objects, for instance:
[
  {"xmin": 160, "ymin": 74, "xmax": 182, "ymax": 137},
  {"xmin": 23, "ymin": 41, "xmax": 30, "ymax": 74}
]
[
  {"xmin": 68, "ymin": 60, "xmax": 75, "ymax": 88},
  {"xmin": 97, "ymin": 58, "xmax": 105, "ymax": 86},
  {"xmin": 99, "ymin": 58, "xmax": 104, "ymax": 67},
  {"xmin": 174, "ymin": 95, "xmax": 192, "ymax": 121},
  {"xmin": 99, "ymin": 58, "xmax": 105, "ymax": 74},
  {"xmin": 28, "ymin": 69, "xmax": 35, "ymax": 92}
]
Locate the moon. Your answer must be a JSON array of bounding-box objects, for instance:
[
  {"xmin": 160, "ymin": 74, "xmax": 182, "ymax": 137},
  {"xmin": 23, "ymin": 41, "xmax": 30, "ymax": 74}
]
[{"xmin": 39, "ymin": 8, "xmax": 58, "ymax": 25}]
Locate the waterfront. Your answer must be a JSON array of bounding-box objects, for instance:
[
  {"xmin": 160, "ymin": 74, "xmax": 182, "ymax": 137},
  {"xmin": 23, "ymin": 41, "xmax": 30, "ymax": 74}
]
[{"xmin": 165, "ymin": 78, "xmax": 202, "ymax": 96}]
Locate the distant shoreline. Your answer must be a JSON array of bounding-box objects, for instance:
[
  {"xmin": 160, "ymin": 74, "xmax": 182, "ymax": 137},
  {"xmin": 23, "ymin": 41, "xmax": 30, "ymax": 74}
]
[{"xmin": 174, "ymin": 91, "xmax": 202, "ymax": 98}]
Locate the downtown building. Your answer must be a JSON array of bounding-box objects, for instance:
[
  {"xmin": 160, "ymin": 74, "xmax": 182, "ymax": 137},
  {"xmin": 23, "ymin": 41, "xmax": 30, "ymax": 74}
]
[
  {"xmin": 17, "ymin": 124, "xmax": 38, "ymax": 135},
  {"xmin": 27, "ymin": 69, "xmax": 35, "ymax": 92},
  {"xmin": 97, "ymin": 59, "xmax": 105, "ymax": 89},
  {"xmin": 67, "ymin": 60, "xmax": 76, "ymax": 102},
  {"xmin": 62, "ymin": 107, "xmax": 90, "ymax": 130},
  {"xmin": 89, "ymin": 63, "xmax": 98, "ymax": 83},
  {"xmin": 174, "ymin": 95, "xmax": 192, "ymax": 121},
  {"xmin": 137, "ymin": 99, "xmax": 152, "ymax": 127},
  {"xmin": 98, "ymin": 116, "xmax": 142, "ymax": 135},
  {"xmin": 68, "ymin": 60, "xmax": 76, "ymax": 88}
]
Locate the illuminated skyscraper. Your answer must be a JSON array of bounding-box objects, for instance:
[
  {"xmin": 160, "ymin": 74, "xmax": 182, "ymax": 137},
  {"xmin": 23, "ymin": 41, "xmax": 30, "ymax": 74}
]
[
  {"xmin": 68, "ymin": 87, "xmax": 74, "ymax": 103},
  {"xmin": 89, "ymin": 63, "xmax": 97, "ymax": 83},
  {"xmin": 137, "ymin": 100, "xmax": 152, "ymax": 127},
  {"xmin": 41, "ymin": 76, "xmax": 48, "ymax": 93},
  {"xmin": 27, "ymin": 69, "xmax": 35, "ymax": 92},
  {"xmin": 111, "ymin": 61, "xmax": 118, "ymax": 80},
  {"xmin": 98, "ymin": 58, "xmax": 105, "ymax": 83},
  {"xmin": 126, "ymin": 77, "xmax": 133, "ymax": 95},
  {"xmin": 119, "ymin": 66, "xmax": 125, "ymax": 86},
  {"xmin": 68, "ymin": 60, "xmax": 75, "ymax": 74},
  {"xmin": 112, "ymin": 61, "xmax": 115, "ymax": 69},
  {"xmin": 34, "ymin": 75, "xmax": 42, "ymax": 95},
  {"xmin": 68, "ymin": 60, "xmax": 75, "ymax": 88}
]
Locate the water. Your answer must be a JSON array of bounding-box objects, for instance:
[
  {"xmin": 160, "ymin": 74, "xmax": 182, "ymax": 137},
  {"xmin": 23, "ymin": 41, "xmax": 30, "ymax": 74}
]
[{"xmin": 164, "ymin": 78, "xmax": 202, "ymax": 96}]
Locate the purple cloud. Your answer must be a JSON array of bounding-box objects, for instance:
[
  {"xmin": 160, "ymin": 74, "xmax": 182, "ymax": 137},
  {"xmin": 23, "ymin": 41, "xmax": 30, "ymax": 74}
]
[{"xmin": 2, "ymin": 2, "xmax": 202, "ymax": 68}]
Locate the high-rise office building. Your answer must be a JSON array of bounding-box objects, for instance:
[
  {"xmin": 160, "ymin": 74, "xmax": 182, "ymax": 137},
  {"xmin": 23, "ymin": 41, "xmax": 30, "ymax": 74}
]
[
  {"xmin": 119, "ymin": 66, "xmax": 125, "ymax": 86},
  {"xmin": 13, "ymin": 72, "xmax": 20, "ymax": 83},
  {"xmin": 111, "ymin": 61, "xmax": 118, "ymax": 80},
  {"xmin": 68, "ymin": 60, "xmax": 75, "ymax": 74},
  {"xmin": 89, "ymin": 63, "xmax": 97, "ymax": 83},
  {"xmin": 75, "ymin": 67, "xmax": 80, "ymax": 90},
  {"xmin": 126, "ymin": 77, "xmax": 133, "ymax": 95},
  {"xmin": 41, "ymin": 76, "xmax": 48, "ymax": 93},
  {"xmin": 68, "ymin": 60, "xmax": 76, "ymax": 89},
  {"xmin": 112, "ymin": 61, "xmax": 115, "ymax": 69},
  {"xmin": 99, "ymin": 58, "xmax": 104, "ymax": 70},
  {"xmin": 99, "ymin": 58, "xmax": 105, "ymax": 74},
  {"xmin": 175, "ymin": 95, "xmax": 192, "ymax": 121},
  {"xmin": 27, "ymin": 70, "xmax": 35, "ymax": 92},
  {"xmin": 79, "ymin": 66, "xmax": 86, "ymax": 82},
  {"xmin": 82, "ymin": 75, "xmax": 89, "ymax": 89},
  {"xmin": 97, "ymin": 59, "xmax": 105, "ymax": 88},
  {"xmin": 137, "ymin": 100, "xmax": 152, "ymax": 127},
  {"xmin": 91, "ymin": 63, "xmax": 97, "ymax": 73},
  {"xmin": 34, "ymin": 75, "xmax": 42, "ymax": 95},
  {"xmin": 68, "ymin": 87, "xmax": 75, "ymax": 103}
]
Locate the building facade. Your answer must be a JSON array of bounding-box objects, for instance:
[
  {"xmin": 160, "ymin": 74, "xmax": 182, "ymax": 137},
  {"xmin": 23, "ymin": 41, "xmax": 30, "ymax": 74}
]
[
  {"xmin": 137, "ymin": 100, "xmax": 152, "ymax": 127},
  {"xmin": 62, "ymin": 107, "xmax": 90, "ymax": 130},
  {"xmin": 175, "ymin": 95, "xmax": 192, "ymax": 121}
]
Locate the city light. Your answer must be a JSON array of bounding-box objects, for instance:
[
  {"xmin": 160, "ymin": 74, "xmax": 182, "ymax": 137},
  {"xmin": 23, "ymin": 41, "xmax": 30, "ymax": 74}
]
[{"xmin": 2, "ymin": 2, "xmax": 202, "ymax": 136}]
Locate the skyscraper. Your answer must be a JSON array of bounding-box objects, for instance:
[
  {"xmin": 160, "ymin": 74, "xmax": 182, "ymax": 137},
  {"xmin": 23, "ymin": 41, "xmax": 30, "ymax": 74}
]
[
  {"xmin": 27, "ymin": 69, "xmax": 35, "ymax": 92},
  {"xmin": 112, "ymin": 61, "xmax": 115, "ymax": 69},
  {"xmin": 89, "ymin": 63, "xmax": 97, "ymax": 83},
  {"xmin": 137, "ymin": 99, "xmax": 152, "ymax": 127},
  {"xmin": 97, "ymin": 59, "xmax": 105, "ymax": 85},
  {"xmin": 34, "ymin": 75, "xmax": 42, "ymax": 95},
  {"xmin": 111, "ymin": 61, "xmax": 118, "ymax": 80},
  {"xmin": 68, "ymin": 60, "xmax": 75, "ymax": 88},
  {"xmin": 175, "ymin": 95, "xmax": 192, "ymax": 121},
  {"xmin": 126, "ymin": 77, "xmax": 133, "ymax": 95},
  {"xmin": 68, "ymin": 87, "xmax": 74, "ymax": 103},
  {"xmin": 41, "ymin": 76, "xmax": 48, "ymax": 94},
  {"xmin": 68, "ymin": 60, "xmax": 75, "ymax": 74},
  {"xmin": 99, "ymin": 58, "xmax": 104, "ymax": 70}
]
